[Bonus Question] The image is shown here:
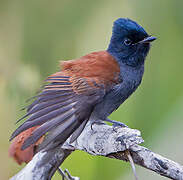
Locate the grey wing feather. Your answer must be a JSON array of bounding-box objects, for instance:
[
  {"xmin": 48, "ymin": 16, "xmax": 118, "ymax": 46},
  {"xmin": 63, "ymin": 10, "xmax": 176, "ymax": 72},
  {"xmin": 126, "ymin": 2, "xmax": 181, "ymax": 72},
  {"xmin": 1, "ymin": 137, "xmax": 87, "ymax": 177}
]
[
  {"xmin": 37, "ymin": 115, "xmax": 78, "ymax": 151},
  {"xmin": 69, "ymin": 120, "xmax": 88, "ymax": 143},
  {"xmin": 10, "ymin": 75, "xmax": 106, "ymax": 151}
]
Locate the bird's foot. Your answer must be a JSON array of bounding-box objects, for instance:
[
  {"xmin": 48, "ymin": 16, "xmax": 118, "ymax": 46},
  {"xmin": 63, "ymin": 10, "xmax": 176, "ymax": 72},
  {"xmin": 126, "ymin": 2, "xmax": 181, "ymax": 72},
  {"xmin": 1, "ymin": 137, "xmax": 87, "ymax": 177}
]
[
  {"xmin": 90, "ymin": 120, "xmax": 106, "ymax": 130},
  {"xmin": 105, "ymin": 118, "xmax": 128, "ymax": 132},
  {"xmin": 57, "ymin": 168, "xmax": 80, "ymax": 180}
]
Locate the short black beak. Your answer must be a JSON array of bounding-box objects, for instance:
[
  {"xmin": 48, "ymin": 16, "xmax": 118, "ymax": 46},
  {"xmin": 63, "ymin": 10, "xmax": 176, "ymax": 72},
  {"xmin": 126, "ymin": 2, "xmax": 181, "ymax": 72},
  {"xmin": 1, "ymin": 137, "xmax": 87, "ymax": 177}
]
[{"xmin": 139, "ymin": 36, "xmax": 156, "ymax": 44}]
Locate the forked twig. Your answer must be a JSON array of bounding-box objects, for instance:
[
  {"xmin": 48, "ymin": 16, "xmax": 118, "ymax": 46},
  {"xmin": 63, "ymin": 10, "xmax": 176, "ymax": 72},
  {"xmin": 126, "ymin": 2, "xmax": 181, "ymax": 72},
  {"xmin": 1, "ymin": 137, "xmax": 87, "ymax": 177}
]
[
  {"xmin": 125, "ymin": 150, "xmax": 138, "ymax": 180},
  {"xmin": 57, "ymin": 168, "xmax": 80, "ymax": 180}
]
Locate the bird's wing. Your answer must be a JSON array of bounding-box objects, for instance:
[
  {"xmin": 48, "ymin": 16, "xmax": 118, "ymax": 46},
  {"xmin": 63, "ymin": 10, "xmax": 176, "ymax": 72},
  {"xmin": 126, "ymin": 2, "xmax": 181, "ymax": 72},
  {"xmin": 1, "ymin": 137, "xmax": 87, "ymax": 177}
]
[
  {"xmin": 10, "ymin": 74, "xmax": 105, "ymax": 150},
  {"xmin": 10, "ymin": 51, "xmax": 120, "ymax": 151}
]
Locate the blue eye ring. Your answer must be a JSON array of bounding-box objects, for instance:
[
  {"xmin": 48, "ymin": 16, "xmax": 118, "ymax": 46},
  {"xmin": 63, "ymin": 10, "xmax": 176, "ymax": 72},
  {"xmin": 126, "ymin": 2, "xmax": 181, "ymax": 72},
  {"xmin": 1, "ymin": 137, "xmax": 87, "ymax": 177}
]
[{"xmin": 124, "ymin": 38, "xmax": 132, "ymax": 46}]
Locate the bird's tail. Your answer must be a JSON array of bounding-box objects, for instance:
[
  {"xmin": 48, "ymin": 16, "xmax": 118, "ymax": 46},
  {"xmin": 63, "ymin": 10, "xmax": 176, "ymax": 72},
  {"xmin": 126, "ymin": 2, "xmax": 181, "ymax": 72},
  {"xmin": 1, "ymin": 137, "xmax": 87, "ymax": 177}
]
[{"xmin": 8, "ymin": 126, "xmax": 44, "ymax": 165}]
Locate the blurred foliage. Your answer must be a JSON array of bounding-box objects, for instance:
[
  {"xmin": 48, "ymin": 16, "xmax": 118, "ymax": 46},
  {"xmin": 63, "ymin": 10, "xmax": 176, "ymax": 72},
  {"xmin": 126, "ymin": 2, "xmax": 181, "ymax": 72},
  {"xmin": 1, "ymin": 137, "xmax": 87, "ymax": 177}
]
[{"xmin": 0, "ymin": 0, "xmax": 183, "ymax": 179}]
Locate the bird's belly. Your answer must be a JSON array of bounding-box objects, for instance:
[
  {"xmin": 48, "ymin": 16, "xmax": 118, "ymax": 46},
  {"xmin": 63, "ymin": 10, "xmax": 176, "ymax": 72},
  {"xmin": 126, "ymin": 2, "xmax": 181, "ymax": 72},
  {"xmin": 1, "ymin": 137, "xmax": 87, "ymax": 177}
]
[
  {"xmin": 90, "ymin": 64, "xmax": 144, "ymax": 121},
  {"xmin": 91, "ymin": 79, "xmax": 141, "ymax": 120}
]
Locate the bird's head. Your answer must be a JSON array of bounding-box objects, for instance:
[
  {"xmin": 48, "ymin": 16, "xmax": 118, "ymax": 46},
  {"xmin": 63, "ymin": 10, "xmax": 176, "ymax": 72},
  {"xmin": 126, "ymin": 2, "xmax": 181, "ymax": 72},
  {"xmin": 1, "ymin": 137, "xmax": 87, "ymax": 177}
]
[{"xmin": 107, "ymin": 18, "xmax": 156, "ymax": 67}]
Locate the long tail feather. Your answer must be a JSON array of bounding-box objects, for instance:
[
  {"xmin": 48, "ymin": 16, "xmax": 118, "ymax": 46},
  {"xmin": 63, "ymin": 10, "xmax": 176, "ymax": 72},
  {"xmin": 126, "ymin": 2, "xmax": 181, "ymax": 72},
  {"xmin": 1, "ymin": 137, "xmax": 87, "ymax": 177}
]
[{"xmin": 8, "ymin": 126, "xmax": 44, "ymax": 165}]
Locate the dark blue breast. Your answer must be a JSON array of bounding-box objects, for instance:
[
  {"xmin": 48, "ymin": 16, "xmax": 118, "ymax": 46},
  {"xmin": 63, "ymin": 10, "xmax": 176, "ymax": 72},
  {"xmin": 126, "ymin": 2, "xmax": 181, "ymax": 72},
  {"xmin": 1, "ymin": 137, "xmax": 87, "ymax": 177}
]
[{"xmin": 91, "ymin": 63, "xmax": 144, "ymax": 120}]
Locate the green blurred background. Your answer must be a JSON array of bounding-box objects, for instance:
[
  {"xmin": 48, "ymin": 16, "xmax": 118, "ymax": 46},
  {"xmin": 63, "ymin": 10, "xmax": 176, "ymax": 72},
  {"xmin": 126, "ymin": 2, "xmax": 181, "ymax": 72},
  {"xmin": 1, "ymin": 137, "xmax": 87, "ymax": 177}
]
[{"xmin": 1, "ymin": 0, "xmax": 183, "ymax": 179}]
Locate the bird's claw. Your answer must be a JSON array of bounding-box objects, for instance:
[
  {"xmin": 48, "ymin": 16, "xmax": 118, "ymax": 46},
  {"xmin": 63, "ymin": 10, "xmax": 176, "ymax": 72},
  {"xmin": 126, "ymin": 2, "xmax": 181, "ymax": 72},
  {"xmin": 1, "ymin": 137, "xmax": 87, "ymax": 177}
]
[
  {"xmin": 112, "ymin": 121, "xmax": 128, "ymax": 128},
  {"xmin": 104, "ymin": 118, "xmax": 128, "ymax": 132},
  {"xmin": 90, "ymin": 121, "xmax": 106, "ymax": 130}
]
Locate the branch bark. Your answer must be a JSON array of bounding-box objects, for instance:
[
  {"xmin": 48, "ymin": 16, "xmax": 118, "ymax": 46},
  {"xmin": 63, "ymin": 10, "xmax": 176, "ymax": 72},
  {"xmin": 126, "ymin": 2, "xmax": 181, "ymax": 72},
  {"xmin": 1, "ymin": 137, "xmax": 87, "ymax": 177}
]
[{"xmin": 10, "ymin": 122, "xmax": 183, "ymax": 180}]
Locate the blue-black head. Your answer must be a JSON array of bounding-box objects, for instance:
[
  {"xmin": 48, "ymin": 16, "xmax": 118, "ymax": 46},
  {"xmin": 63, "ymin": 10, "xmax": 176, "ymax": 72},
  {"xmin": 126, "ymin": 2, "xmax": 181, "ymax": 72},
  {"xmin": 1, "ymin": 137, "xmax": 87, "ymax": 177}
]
[{"xmin": 107, "ymin": 18, "xmax": 156, "ymax": 67}]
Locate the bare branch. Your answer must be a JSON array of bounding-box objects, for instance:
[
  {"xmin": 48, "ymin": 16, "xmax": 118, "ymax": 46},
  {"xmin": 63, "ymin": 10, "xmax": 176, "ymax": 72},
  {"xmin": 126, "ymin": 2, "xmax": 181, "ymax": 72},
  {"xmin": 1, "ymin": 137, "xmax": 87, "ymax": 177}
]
[{"xmin": 10, "ymin": 122, "xmax": 183, "ymax": 180}]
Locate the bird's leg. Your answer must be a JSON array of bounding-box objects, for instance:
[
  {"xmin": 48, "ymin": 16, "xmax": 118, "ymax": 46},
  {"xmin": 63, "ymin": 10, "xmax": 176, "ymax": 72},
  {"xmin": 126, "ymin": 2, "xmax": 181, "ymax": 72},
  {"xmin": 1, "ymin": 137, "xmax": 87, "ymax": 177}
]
[
  {"xmin": 105, "ymin": 118, "xmax": 128, "ymax": 128},
  {"xmin": 57, "ymin": 168, "xmax": 80, "ymax": 180}
]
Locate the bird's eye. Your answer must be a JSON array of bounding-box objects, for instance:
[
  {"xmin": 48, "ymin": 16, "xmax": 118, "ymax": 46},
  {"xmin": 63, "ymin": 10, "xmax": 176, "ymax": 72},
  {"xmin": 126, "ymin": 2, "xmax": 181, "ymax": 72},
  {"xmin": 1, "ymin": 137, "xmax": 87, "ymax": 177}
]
[{"xmin": 124, "ymin": 38, "xmax": 132, "ymax": 46}]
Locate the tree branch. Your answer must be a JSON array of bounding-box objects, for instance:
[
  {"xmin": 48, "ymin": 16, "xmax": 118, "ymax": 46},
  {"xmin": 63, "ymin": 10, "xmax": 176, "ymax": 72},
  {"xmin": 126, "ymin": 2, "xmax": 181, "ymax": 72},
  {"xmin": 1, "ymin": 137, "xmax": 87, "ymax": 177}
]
[{"xmin": 10, "ymin": 122, "xmax": 183, "ymax": 180}]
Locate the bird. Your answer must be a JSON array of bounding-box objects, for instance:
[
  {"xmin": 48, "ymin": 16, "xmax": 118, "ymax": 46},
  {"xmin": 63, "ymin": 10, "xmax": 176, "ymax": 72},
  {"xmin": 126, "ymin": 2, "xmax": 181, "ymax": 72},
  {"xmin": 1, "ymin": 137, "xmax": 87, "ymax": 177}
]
[{"xmin": 9, "ymin": 18, "xmax": 156, "ymax": 165}]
